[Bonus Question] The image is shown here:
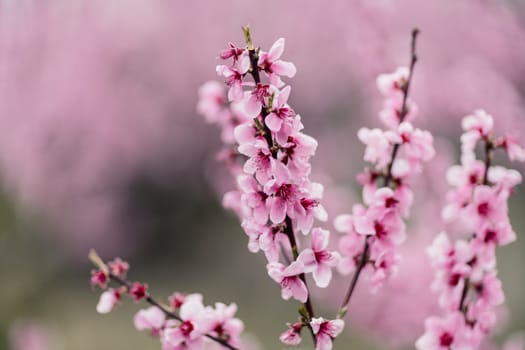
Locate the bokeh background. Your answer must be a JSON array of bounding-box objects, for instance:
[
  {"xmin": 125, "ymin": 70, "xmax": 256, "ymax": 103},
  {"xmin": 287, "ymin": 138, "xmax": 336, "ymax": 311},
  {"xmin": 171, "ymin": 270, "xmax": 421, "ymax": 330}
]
[{"xmin": 1, "ymin": 0, "xmax": 525, "ymax": 349}]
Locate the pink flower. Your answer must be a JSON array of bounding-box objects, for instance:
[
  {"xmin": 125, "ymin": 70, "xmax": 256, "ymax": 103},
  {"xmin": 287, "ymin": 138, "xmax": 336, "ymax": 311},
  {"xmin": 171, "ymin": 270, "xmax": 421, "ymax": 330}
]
[
  {"xmin": 265, "ymin": 85, "xmax": 294, "ymax": 132},
  {"xmin": 501, "ymin": 135, "xmax": 525, "ymax": 162},
  {"xmin": 298, "ymin": 228, "xmax": 339, "ymax": 287},
  {"xmin": 129, "ymin": 282, "xmax": 148, "ymax": 302},
  {"xmin": 461, "ymin": 109, "xmax": 494, "ymax": 137},
  {"xmin": 354, "ymin": 207, "xmax": 406, "ymax": 247},
  {"xmin": 379, "ymin": 98, "xmax": 418, "ymax": 130},
  {"xmin": 108, "ymin": 257, "xmax": 129, "ymax": 279},
  {"xmin": 466, "ymin": 185, "xmax": 507, "ymax": 230},
  {"xmin": 134, "ymin": 306, "xmax": 166, "ymax": 337},
  {"xmin": 397, "ymin": 122, "xmax": 435, "ymax": 165},
  {"xmin": 90, "ymin": 269, "xmax": 108, "ymax": 289},
  {"xmin": 168, "ymin": 292, "xmax": 186, "ymax": 310},
  {"xmin": 416, "ymin": 313, "xmax": 469, "ymax": 350},
  {"xmin": 446, "ymin": 159, "xmax": 485, "ymax": 189},
  {"xmin": 163, "ymin": 298, "xmax": 212, "ymax": 349},
  {"xmin": 258, "ymin": 38, "xmax": 296, "ymax": 86},
  {"xmin": 209, "ymin": 303, "xmax": 244, "ymax": 347},
  {"xmin": 243, "ymin": 83, "xmax": 271, "ymax": 118},
  {"xmin": 237, "ymin": 175, "xmax": 269, "ymax": 225},
  {"xmin": 216, "ymin": 65, "xmax": 248, "ymax": 102},
  {"xmin": 279, "ymin": 322, "xmax": 303, "ymax": 346},
  {"xmin": 267, "ymin": 261, "xmax": 308, "ymax": 303},
  {"xmin": 219, "ymin": 42, "xmax": 245, "ymax": 63},
  {"xmin": 96, "ymin": 288, "xmax": 121, "ymax": 314},
  {"xmin": 263, "ymin": 166, "xmax": 303, "ymax": 224},
  {"xmin": 376, "ymin": 67, "xmax": 408, "ymax": 98},
  {"xmin": 310, "ymin": 317, "xmax": 345, "ymax": 350},
  {"xmin": 358, "ymin": 127, "xmax": 393, "ymax": 169},
  {"xmin": 197, "ymin": 81, "xmax": 227, "ymax": 123}
]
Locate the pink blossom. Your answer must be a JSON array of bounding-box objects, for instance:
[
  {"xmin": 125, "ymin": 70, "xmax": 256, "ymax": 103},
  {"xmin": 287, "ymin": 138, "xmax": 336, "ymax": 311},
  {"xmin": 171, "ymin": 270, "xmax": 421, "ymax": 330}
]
[
  {"xmin": 466, "ymin": 185, "xmax": 507, "ymax": 230},
  {"xmin": 264, "ymin": 170, "xmax": 303, "ymax": 224},
  {"xmin": 96, "ymin": 289, "xmax": 121, "ymax": 314},
  {"xmin": 354, "ymin": 207, "xmax": 406, "ymax": 247},
  {"xmin": 462, "ymin": 109, "xmax": 494, "ymax": 137},
  {"xmin": 379, "ymin": 98, "xmax": 418, "ymax": 130},
  {"xmin": 310, "ymin": 317, "xmax": 345, "ymax": 350},
  {"xmin": 487, "ymin": 166, "xmax": 522, "ymax": 190},
  {"xmin": 298, "ymin": 228, "xmax": 339, "ymax": 287},
  {"xmin": 279, "ymin": 322, "xmax": 303, "ymax": 346},
  {"xmin": 216, "ymin": 65, "xmax": 248, "ymax": 102},
  {"xmin": 163, "ymin": 298, "xmax": 212, "ymax": 349},
  {"xmin": 267, "ymin": 261, "xmax": 308, "ymax": 303},
  {"xmin": 357, "ymin": 127, "xmax": 392, "ymax": 169},
  {"xmin": 416, "ymin": 313, "xmax": 469, "ymax": 350},
  {"xmin": 501, "ymin": 136, "xmax": 525, "ymax": 162},
  {"xmin": 243, "ymin": 83, "xmax": 271, "ymax": 118},
  {"xmin": 169, "ymin": 292, "xmax": 186, "ymax": 310},
  {"xmin": 129, "ymin": 282, "xmax": 148, "ymax": 302},
  {"xmin": 219, "ymin": 43, "xmax": 245, "ymax": 63},
  {"xmin": 237, "ymin": 175, "xmax": 269, "ymax": 225},
  {"xmin": 397, "ymin": 122, "xmax": 435, "ymax": 165},
  {"xmin": 134, "ymin": 306, "xmax": 166, "ymax": 337},
  {"xmin": 197, "ymin": 81, "xmax": 227, "ymax": 124},
  {"xmin": 376, "ymin": 67, "xmax": 408, "ymax": 98},
  {"xmin": 209, "ymin": 303, "xmax": 244, "ymax": 347},
  {"xmin": 446, "ymin": 159, "xmax": 485, "ymax": 189},
  {"xmin": 90, "ymin": 269, "xmax": 108, "ymax": 289},
  {"xmin": 108, "ymin": 258, "xmax": 129, "ymax": 279},
  {"xmin": 258, "ymin": 38, "xmax": 296, "ymax": 87},
  {"xmin": 265, "ymin": 85, "xmax": 294, "ymax": 132}
]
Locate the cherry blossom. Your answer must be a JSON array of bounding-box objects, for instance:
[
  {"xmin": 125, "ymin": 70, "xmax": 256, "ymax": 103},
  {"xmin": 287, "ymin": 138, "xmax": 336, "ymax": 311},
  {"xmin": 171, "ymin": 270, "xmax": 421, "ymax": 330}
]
[
  {"xmin": 310, "ymin": 317, "xmax": 345, "ymax": 350},
  {"xmin": 267, "ymin": 261, "xmax": 308, "ymax": 303}
]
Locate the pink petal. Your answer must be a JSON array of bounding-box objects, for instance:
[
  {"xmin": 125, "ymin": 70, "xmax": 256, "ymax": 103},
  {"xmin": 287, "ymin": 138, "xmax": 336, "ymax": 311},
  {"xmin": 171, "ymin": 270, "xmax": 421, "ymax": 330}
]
[
  {"xmin": 267, "ymin": 262, "xmax": 284, "ymax": 283},
  {"xmin": 244, "ymin": 95, "xmax": 261, "ymax": 117},
  {"xmin": 297, "ymin": 249, "xmax": 316, "ymax": 273},
  {"xmin": 228, "ymin": 82, "xmax": 243, "ymax": 102},
  {"xmin": 284, "ymin": 261, "xmax": 305, "ymax": 276},
  {"xmin": 316, "ymin": 333, "xmax": 333, "ymax": 350},
  {"xmin": 233, "ymin": 124, "xmax": 255, "ymax": 145},
  {"xmin": 288, "ymin": 277, "xmax": 308, "ymax": 303},
  {"xmin": 134, "ymin": 307, "xmax": 165, "ymax": 330},
  {"xmin": 265, "ymin": 113, "xmax": 283, "ymax": 132},
  {"xmin": 311, "ymin": 228, "xmax": 329, "ymax": 251},
  {"xmin": 268, "ymin": 38, "xmax": 285, "ymax": 61},
  {"xmin": 269, "ymin": 197, "xmax": 287, "ymax": 223},
  {"xmin": 272, "ymin": 61, "xmax": 297, "ymax": 77},
  {"xmin": 313, "ymin": 264, "xmax": 332, "ymax": 288}
]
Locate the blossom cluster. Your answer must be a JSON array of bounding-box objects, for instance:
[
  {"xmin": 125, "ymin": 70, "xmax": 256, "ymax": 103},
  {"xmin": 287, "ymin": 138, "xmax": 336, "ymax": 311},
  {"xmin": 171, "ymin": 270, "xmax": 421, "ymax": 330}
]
[
  {"xmin": 89, "ymin": 252, "xmax": 243, "ymax": 350},
  {"xmin": 199, "ymin": 31, "xmax": 343, "ymax": 349},
  {"xmin": 416, "ymin": 110, "xmax": 525, "ymax": 350},
  {"xmin": 334, "ymin": 66, "xmax": 435, "ymax": 294}
]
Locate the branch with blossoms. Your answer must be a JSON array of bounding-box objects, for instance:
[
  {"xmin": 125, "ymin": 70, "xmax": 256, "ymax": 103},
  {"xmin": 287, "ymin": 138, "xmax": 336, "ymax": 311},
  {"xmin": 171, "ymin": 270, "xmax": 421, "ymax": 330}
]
[
  {"xmin": 88, "ymin": 250, "xmax": 243, "ymax": 350},
  {"xmin": 89, "ymin": 26, "xmax": 525, "ymax": 350},
  {"xmin": 416, "ymin": 111, "xmax": 525, "ymax": 350},
  {"xmin": 333, "ymin": 28, "xmax": 435, "ymax": 319},
  {"xmin": 198, "ymin": 26, "xmax": 434, "ymax": 349}
]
